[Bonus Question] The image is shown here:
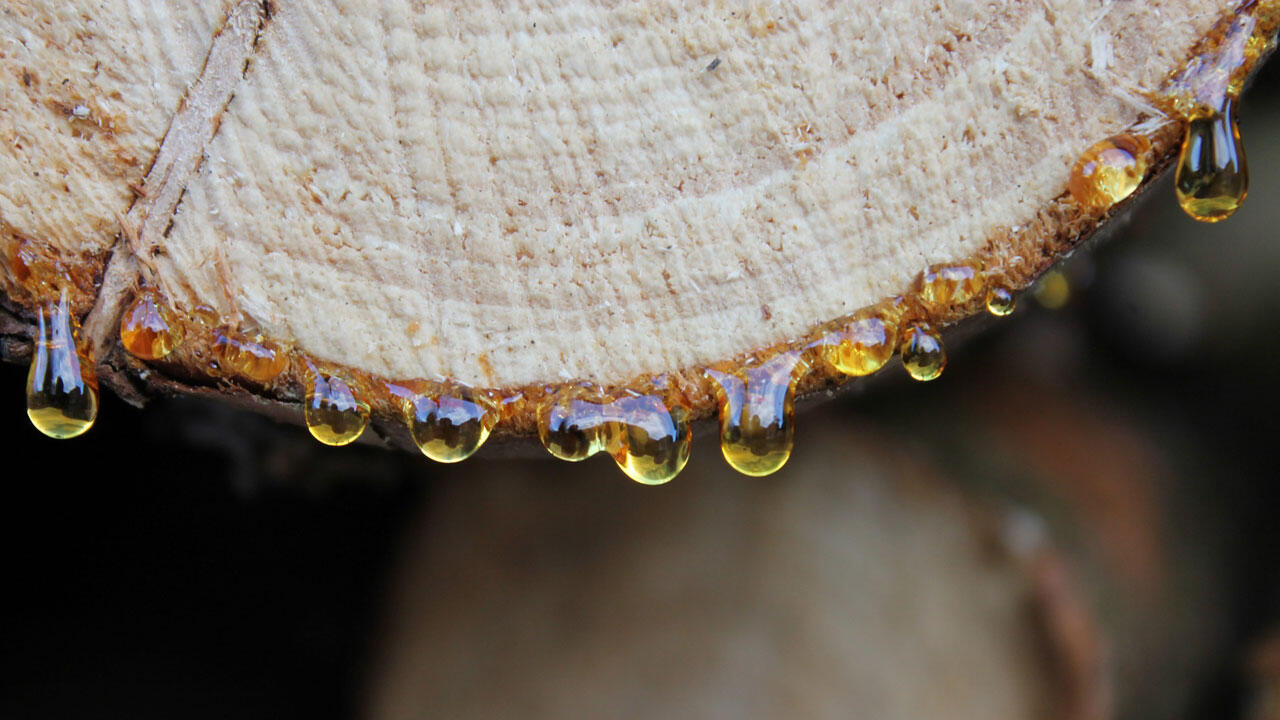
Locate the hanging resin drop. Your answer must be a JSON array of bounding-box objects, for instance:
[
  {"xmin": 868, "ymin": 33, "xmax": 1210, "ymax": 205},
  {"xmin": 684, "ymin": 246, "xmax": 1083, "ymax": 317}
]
[
  {"xmin": 900, "ymin": 323, "xmax": 946, "ymax": 381},
  {"xmin": 536, "ymin": 386, "xmax": 610, "ymax": 462},
  {"xmin": 606, "ymin": 393, "xmax": 692, "ymax": 485},
  {"xmin": 1175, "ymin": 100, "xmax": 1248, "ymax": 222},
  {"xmin": 27, "ymin": 291, "xmax": 98, "ymax": 439},
  {"xmin": 986, "ymin": 286, "xmax": 1016, "ymax": 316},
  {"xmin": 1067, "ymin": 134, "xmax": 1151, "ymax": 210},
  {"xmin": 405, "ymin": 384, "xmax": 500, "ymax": 463},
  {"xmin": 705, "ymin": 352, "xmax": 803, "ymax": 477},
  {"xmin": 822, "ymin": 308, "xmax": 898, "ymax": 377},
  {"xmin": 304, "ymin": 367, "xmax": 369, "ymax": 446},
  {"xmin": 212, "ymin": 328, "xmax": 288, "ymax": 383},
  {"xmin": 120, "ymin": 290, "xmax": 184, "ymax": 360}
]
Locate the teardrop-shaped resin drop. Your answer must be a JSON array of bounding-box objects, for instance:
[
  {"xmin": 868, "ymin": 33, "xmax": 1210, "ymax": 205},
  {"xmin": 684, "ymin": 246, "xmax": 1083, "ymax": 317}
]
[
  {"xmin": 705, "ymin": 352, "xmax": 803, "ymax": 477},
  {"xmin": 536, "ymin": 386, "xmax": 610, "ymax": 462},
  {"xmin": 900, "ymin": 323, "xmax": 947, "ymax": 382},
  {"xmin": 405, "ymin": 385, "xmax": 500, "ymax": 463},
  {"xmin": 27, "ymin": 291, "xmax": 98, "ymax": 439},
  {"xmin": 1175, "ymin": 100, "xmax": 1248, "ymax": 222},
  {"xmin": 305, "ymin": 367, "xmax": 369, "ymax": 446},
  {"xmin": 606, "ymin": 393, "xmax": 692, "ymax": 485}
]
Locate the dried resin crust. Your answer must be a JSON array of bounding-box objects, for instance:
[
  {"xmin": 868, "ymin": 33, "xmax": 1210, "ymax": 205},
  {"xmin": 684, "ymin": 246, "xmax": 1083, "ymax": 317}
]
[{"xmin": 0, "ymin": 0, "xmax": 1277, "ymax": 480}]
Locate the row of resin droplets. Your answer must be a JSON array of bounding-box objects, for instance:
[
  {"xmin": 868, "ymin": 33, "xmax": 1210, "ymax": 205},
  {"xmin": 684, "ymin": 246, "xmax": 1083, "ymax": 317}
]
[{"xmin": 25, "ymin": 12, "xmax": 1262, "ymax": 481}]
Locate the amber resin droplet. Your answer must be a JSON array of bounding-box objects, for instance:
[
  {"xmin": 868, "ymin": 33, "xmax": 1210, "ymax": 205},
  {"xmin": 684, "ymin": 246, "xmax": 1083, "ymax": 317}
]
[
  {"xmin": 1175, "ymin": 100, "xmax": 1248, "ymax": 222},
  {"xmin": 305, "ymin": 367, "xmax": 369, "ymax": 446},
  {"xmin": 822, "ymin": 308, "xmax": 898, "ymax": 377},
  {"xmin": 605, "ymin": 392, "xmax": 692, "ymax": 486},
  {"xmin": 705, "ymin": 352, "xmax": 803, "ymax": 477},
  {"xmin": 212, "ymin": 328, "xmax": 288, "ymax": 383},
  {"xmin": 913, "ymin": 262, "xmax": 985, "ymax": 314},
  {"xmin": 900, "ymin": 323, "xmax": 946, "ymax": 382},
  {"xmin": 986, "ymin": 286, "xmax": 1016, "ymax": 317},
  {"xmin": 120, "ymin": 290, "xmax": 184, "ymax": 360},
  {"xmin": 1067, "ymin": 134, "xmax": 1151, "ymax": 210},
  {"xmin": 27, "ymin": 291, "xmax": 98, "ymax": 439},
  {"xmin": 537, "ymin": 386, "xmax": 610, "ymax": 462},
  {"xmin": 404, "ymin": 384, "xmax": 500, "ymax": 463}
]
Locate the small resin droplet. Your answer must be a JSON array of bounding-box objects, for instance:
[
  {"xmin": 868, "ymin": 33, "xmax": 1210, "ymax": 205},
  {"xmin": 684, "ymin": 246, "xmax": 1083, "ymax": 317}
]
[
  {"xmin": 900, "ymin": 323, "xmax": 946, "ymax": 382},
  {"xmin": 705, "ymin": 352, "xmax": 803, "ymax": 477},
  {"xmin": 304, "ymin": 367, "xmax": 369, "ymax": 446},
  {"xmin": 120, "ymin": 290, "xmax": 184, "ymax": 360},
  {"xmin": 986, "ymin": 286, "xmax": 1016, "ymax": 317},
  {"xmin": 537, "ymin": 386, "xmax": 610, "ymax": 462},
  {"xmin": 1175, "ymin": 100, "xmax": 1248, "ymax": 222},
  {"xmin": 189, "ymin": 305, "xmax": 220, "ymax": 328},
  {"xmin": 1067, "ymin": 134, "xmax": 1151, "ymax": 210},
  {"xmin": 913, "ymin": 262, "xmax": 984, "ymax": 314},
  {"xmin": 212, "ymin": 328, "xmax": 288, "ymax": 383},
  {"xmin": 405, "ymin": 384, "xmax": 500, "ymax": 463},
  {"xmin": 606, "ymin": 393, "xmax": 692, "ymax": 485},
  {"xmin": 822, "ymin": 309, "xmax": 898, "ymax": 377},
  {"xmin": 1032, "ymin": 270, "xmax": 1071, "ymax": 310},
  {"xmin": 27, "ymin": 291, "xmax": 98, "ymax": 439}
]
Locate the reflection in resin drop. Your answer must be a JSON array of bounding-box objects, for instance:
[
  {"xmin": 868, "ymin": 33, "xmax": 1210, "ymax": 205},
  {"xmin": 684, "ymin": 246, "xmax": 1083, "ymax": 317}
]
[
  {"xmin": 213, "ymin": 329, "xmax": 288, "ymax": 383},
  {"xmin": 537, "ymin": 386, "xmax": 609, "ymax": 461},
  {"xmin": 27, "ymin": 291, "xmax": 98, "ymax": 439},
  {"xmin": 120, "ymin": 290, "xmax": 184, "ymax": 360},
  {"xmin": 1176, "ymin": 100, "xmax": 1248, "ymax": 222},
  {"xmin": 606, "ymin": 393, "xmax": 692, "ymax": 485},
  {"xmin": 900, "ymin": 323, "xmax": 946, "ymax": 382},
  {"xmin": 913, "ymin": 262, "xmax": 985, "ymax": 314},
  {"xmin": 305, "ymin": 367, "xmax": 369, "ymax": 446},
  {"xmin": 822, "ymin": 309, "xmax": 898, "ymax": 377},
  {"xmin": 986, "ymin": 286, "xmax": 1016, "ymax": 317},
  {"xmin": 405, "ymin": 385, "xmax": 500, "ymax": 463},
  {"xmin": 1067, "ymin": 134, "xmax": 1151, "ymax": 210},
  {"xmin": 705, "ymin": 352, "xmax": 803, "ymax": 477}
]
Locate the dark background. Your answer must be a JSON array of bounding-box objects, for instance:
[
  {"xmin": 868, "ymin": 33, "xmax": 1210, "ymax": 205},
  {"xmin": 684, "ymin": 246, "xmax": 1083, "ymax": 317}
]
[{"xmin": 1, "ymin": 60, "xmax": 1278, "ymax": 720}]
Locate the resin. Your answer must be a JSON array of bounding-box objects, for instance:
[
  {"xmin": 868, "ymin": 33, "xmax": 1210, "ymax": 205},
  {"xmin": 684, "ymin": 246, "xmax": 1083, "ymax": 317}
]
[
  {"xmin": 1175, "ymin": 101, "xmax": 1247, "ymax": 222},
  {"xmin": 404, "ymin": 383, "xmax": 500, "ymax": 463},
  {"xmin": 705, "ymin": 352, "xmax": 804, "ymax": 477},
  {"xmin": 120, "ymin": 290, "xmax": 184, "ymax": 360},
  {"xmin": 304, "ymin": 366, "xmax": 369, "ymax": 446},
  {"xmin": 1067, "ymin": 134, "xmax": 1150, "ymax": 210},
  {"xmin": 986, "ymin": 286, "xmax": 1016, "ymax": 317},
  {"xmin": 821, "ymin": 307, "xmax": 898, "ymax": 377},
  {"xmin": 899, "ymin": 323, "xmax": 946, "ymax": 382},
  {"xmin": 606, "ymin": 391, "xmax": 692, "ymax": 486},
  {"xmin": 27, "ymin": 291, "xmax": 98, "ymax": 439}
]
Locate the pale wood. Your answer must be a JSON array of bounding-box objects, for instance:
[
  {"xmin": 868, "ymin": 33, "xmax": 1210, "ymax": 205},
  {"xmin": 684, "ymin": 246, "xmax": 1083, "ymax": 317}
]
[{"xmin": 0, "ymin": 0, "xmax": 1240, "ymax": 398}]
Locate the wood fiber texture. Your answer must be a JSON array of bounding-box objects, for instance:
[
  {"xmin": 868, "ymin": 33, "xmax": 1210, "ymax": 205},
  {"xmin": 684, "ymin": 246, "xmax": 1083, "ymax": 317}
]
[{"xmin": 0, "ymin": 0, "xmax": 1241, "ymax": 392}]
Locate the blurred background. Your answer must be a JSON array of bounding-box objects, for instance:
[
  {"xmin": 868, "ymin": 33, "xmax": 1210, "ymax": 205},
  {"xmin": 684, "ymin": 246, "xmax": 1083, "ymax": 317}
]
[{"xmin": 1, "ymin": 63, "xmax": 1278, "ymax": 720}]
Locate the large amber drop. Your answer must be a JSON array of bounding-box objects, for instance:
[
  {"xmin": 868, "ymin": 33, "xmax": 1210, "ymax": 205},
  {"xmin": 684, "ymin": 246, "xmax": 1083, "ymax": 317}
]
[
  {"xmin": 706, "ymin": 352, "xmax": 803, "ymax": 477},
  {"xmin": 606, "ymin": 394, "xmax": 692, "ymax": 485},
  {"xmin": 27, "ymin": 292, "xmax": 98, "ymax": 439},
  {"xmin": 1175, "ymin": 100, "xmax": 1248, "ymax": 222},
  {"xmin": 305, "ymin": 368, "xmax": 369, "ymax": 446},
  {"xmin": 406, "ymin": 385, "xmax": 500, "ymax": 463}
]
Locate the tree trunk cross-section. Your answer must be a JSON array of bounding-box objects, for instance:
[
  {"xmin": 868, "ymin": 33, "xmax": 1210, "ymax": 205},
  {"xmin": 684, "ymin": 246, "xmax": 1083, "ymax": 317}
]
[{"xmin": 0, "ymin": 0, "xmax": 1274, "ymax": 440}]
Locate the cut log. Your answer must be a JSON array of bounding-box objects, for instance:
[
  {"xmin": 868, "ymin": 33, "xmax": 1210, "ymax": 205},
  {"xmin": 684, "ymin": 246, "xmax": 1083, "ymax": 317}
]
[{"xmin": 0, "ymin": 1, "xmax": 1277, "ymax": 461}]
